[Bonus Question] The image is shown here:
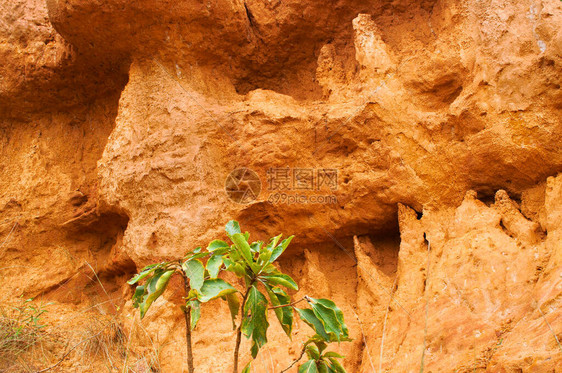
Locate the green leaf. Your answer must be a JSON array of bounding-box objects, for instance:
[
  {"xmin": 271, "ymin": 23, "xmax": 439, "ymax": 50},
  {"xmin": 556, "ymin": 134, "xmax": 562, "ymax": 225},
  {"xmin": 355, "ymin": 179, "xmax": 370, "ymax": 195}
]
[
  {"xmin": 250, "ymin": 241, "xmax": 263, "ymax": 253},
  {"xmin": 314, "ymin": 299, "xmax": 347, "ymax": 335},
  {"xmin": 258, "ymin": 250, "xmax": 272, "ymax": 266},
  {"xmin": 128, "ymin": 263, "xmax": 162, "ymax": 285},
  {"xmin": 296, "ymin": 308, "xmax": 330, "ymax": 341},
  {"xmin": 317, "ymin": 362, "xmax": 330, "ymax": 373},
  {"xmin": 182, "ymin": 260, "xmax": 205, "ymax": 291},
  {"xmin": 188, "ymin": 299, "xmax": 201, "ymax": 330},
  {"xmin": 327, "ymin": 357, "xmax": 346, "ymax": 373},
  {"xmin": 231, "ymin": 233, "xmax": 254, "ymax": 268},
  {"xmin": 207, "ymin": 240, "xmax": 229, "ymax": 252},
  {"xmin": 272, "ymin": 286, "xmax": 293, "ymax": 334},
  {"xmin": 227, "ymin": 262, "xmax": 246, "ymax": 277},
  {"xmin": 264, "ymin": 285, "xmax": 293, "ymax": 337},
  {"xmin": 225, "ymin": 220, "xmax": 241, "ymax": 236},
  {"xmin": 229, "ymin": 248, "xmax": 241, "ymax": 262},
  {"xmin": 211, "ymin": 247, "xmax": 231, "ymax": 256},
  {"xmin": 184, "ymin": 251, "xmax": 210, "ymax": 261},
  {"xmin": 223, "ymin": 256, "xmax": 233, "ymax": 267},
  {"xmin": 249, "ymin": 262, "xmax": 262, "ymax": 274},
  {"xmin": 308, "ymin": 298, "xmax": 348, "ymax": 341},
  {"xmin": 241, "ymin": 285, "xmax": 269, "ymax": 358},
  {"xmin": 139, "ymin": 269, "xmax": 175, "ymax": 318},
  {"xmin": 198, "ymin": 279, "xmax": 237, "ymax": 302},
  {"xmin": 323, "ymin": 352, "xmax": 344, "ymax": 358},
  {"xmin": 261, "ymin": 264, "xmax": 278, "ymax": 274},
  {"xmin": 314, "ymin": 340, "xmax": 328, "ymax": 354},
  {"xmin": 269, "ymin": 235, "xmax": 294, "ymax": 263},
  {"xmin": 299, "ymin": 360, "xmax": 319, "ymax": 373},
  {"xmin": 260, "ymin": 273, "xmax": 298, "ymax": 291},
  {"xmin": 241, "ymin": 361, "xmax": 251, "ymax": 373},
  {"xmin": 226, "ymin": 292, "xmax": 240, "ymax": 329},
  {"xmin": 306, "ymin": 344, "xmax": 320, "ymax": 360},
  {"xmin": 132, "ymin": 285, "xmax": 145, "ymax": 308},
  {"xmin": 266, "ymin": 234, "xmax": 282, "ymax": 251},
  {"xmin": 187, "ymin": 288, "xmax": 199, "ymax": 300},
  {"xmin": 312, "ymin": 303, "xmax": 344, "ymax": 341},
  {"xmin": 206, "ymin": 255, "xmax": 223, "ymax": 279}
]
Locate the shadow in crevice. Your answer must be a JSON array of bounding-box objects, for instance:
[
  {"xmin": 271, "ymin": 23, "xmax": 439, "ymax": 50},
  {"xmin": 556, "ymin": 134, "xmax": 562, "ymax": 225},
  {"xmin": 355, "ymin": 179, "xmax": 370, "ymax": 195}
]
[
  {"xmin": 474, "ymin": 188, "xmax": 522, "ymax": 207},
  {"xmin": 42, "ymin": 209, "xmax": 134, "ymax": 309},
  {"xmin": 355, "ymin": 232, "xmax": 400, "ymax": 279}
]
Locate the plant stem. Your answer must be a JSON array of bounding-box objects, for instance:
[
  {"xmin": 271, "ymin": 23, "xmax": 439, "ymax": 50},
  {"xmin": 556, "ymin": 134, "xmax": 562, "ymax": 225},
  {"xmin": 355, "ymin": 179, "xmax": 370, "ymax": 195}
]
[
  {"xmin": 233, "ymin": 280, "xmax": 255, "ymax": 373},
  {"xmin": 182, "ymin": 274, "xmax": 195, "ymax": 373},
  {"xmin": 280, "ymin": 343, "xmax": 307, "ymax": 373},
  {"xmin": 233, "ymin": 324, "xmax": 242, "ymax": 373},
  {"xmin": 268, "ymin": 297, "xmax": 306, "ymax": 310}
]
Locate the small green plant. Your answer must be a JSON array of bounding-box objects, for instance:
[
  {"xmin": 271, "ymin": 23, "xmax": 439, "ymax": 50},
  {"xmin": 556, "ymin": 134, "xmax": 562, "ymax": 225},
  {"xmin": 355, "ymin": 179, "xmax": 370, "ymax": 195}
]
[
  {"xmin": 295, "ymin": 338, "xmax": 347, "ymax": 373},
  {"xmin": 0, "ymin": 297, "xmax": 50, "ymax": 360},
  {"xmin": 128, "ymin": 220, "xmax": 350, "ymax": 372}
]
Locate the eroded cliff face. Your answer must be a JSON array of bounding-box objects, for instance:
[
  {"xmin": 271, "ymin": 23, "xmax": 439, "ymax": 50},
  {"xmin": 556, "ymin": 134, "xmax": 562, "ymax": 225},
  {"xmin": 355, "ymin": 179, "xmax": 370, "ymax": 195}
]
[
  {"xmin": 356, "ymin": 185, "xmax": 562, "ymax": 372},
  {"xmin": 0, "ymin": 0, "xmax": 561, "ymax": 371}
]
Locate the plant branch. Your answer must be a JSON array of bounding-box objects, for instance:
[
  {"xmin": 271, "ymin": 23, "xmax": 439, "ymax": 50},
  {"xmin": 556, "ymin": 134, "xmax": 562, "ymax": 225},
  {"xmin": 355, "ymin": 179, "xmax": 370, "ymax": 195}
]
[
  {"xmin": 280, "ymin": 343, "xmax": 307, "ymax": 373},
  {"xmin": 268, "ymin": 297, "xmax": 306, "ymax": 310},
  {"xmin": 182, "ymin": 272, "xmax": 195, "ymax": 373},
  {"xmin": 233, "ymin": 279, "xmax": 256, "ymax": 373}
]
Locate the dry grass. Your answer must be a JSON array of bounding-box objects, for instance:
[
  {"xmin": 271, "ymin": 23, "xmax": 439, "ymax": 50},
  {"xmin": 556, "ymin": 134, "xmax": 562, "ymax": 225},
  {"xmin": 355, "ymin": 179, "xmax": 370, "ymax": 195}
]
[
  {"xmin": 0, "ymin": 260, "xmax": 162, "ymax": 372},
  {"xmin": 0, "ymin": 297, "xmax": 161, "ymax": 373},
  {"xmin": 78, "ymin": 315, "xmax": 127, "ymax": 371},
  {"xmin": 74, "ymin": 314, "xmax": 162, "ymax": 373},
  {"xmin": 0, "ymin": 297, "xmax": 60, "ymax": 372},
  {"xmin": 0, "ymin": 297, "xmax": 48, "ymax": 360},
  {"xmin": 123, "ymin": 320, "xmax": 163, "ymax": 373}
]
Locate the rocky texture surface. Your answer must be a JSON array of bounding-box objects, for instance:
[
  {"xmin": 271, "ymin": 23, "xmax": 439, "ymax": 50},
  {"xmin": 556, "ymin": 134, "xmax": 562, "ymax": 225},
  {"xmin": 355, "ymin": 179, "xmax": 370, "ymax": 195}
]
[
  {"xmin": 1, "ymin": 0, "xmax": 561, "ymax": 371},
  {"xmin": 356, "ymin": 185, "xmax": 562, "ymax": 372}
]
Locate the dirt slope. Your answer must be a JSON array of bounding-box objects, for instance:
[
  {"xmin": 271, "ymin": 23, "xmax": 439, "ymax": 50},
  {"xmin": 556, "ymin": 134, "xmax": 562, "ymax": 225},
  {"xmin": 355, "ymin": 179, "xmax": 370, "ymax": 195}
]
[{"xmin": 0, "ymin": 0, "xmax": 560, "ymax": 371}]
